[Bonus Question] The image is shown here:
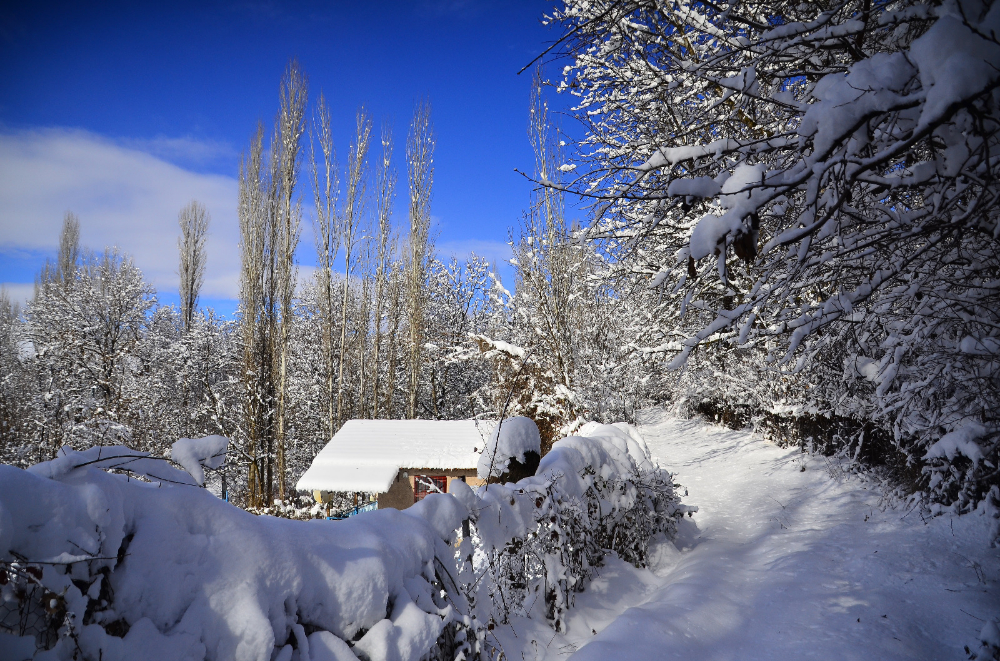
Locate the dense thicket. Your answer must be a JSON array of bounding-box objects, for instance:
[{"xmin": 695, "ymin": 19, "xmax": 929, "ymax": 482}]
[{"xmin": 545, "ymin": 0, "xmax": 1000, "ymax": 515}]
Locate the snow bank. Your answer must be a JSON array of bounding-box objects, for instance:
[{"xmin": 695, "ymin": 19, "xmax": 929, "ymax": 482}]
[
  {"xmin": 0, "ymin": 458, "xmax": 478, "ymax": 661},
  {"xmin": 476, "ymin": 416, "xmax": 541, "ymax": 480},
  {"xmin": 27, "ymin": 444, "xmax": 198, "ymax": 486},
  {"xmin": 577, "ymin": 421, "xmax": 656, "ymax": 472}
]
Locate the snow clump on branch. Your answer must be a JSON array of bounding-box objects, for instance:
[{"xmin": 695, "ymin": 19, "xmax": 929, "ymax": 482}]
[{"xmin": 477, "ymin": 416, "xmax": 541, "ymax": 481}]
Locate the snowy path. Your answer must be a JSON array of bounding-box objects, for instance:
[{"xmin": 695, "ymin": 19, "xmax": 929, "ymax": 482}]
[{"xmin": 498, "ymin": 413, "xmax": 999, "ymax": 660}]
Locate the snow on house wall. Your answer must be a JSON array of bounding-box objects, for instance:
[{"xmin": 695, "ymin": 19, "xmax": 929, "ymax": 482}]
[{"xmin": 296, "ymin": 419, "xmax": 493, "ymax": 494}]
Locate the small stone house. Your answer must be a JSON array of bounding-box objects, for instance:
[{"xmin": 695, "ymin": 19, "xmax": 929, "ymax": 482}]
[{"xmin": 296, "ymin": 419, "xmax": 489, "ymax": 511}]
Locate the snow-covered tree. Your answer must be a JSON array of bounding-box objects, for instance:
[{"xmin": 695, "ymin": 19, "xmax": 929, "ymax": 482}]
[
  {"xmin": 405, "ymin": 101, "xmax": 435, "ymax": 419},
  {"xmin": 128, "ymin": 306, "xmax": 237, "ymax": 458},
  {"xmin": 550, "ymin": 0, "xmax": 1000, "ymax": 509},
  {"xmin": 0, "ymin": 288, "xmax": 29, "ymax": 465},
  {"xmin": 236, "ymin": 61, "xmax": 306, "ymax": 506},
  {"xmin": 422, "ymin": 255, "xmax": 496, "ymax": 420},
  {"xmin": 25, "ymin": 249, "xmax": 155, "ymax": 452},
  {"xmin": 472, "ymin": 73, "xmax": 650, "ymax": 450}
]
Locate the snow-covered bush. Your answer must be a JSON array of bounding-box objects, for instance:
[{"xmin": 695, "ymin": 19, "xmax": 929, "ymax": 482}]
[
  {"xmin": 0, "ymin": 421, "xmax": 689, "ymax": 659},
  {"xmin": 456, "ymin": 422, "xmax": 691, "ymax": 635},
  {"xmin": 0, "ymin": 449, "xmax": 483, "ymax": 661},
  {"xmin": 245, "ymin": 494, "xmax": 346, "ymax": 521}
]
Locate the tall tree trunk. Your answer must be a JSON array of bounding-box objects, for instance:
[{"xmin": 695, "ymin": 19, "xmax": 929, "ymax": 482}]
[
  {"xmin": 405, "ymin": 102, "xmax": 435, "ymax": 419},
  {"xmin": 335, "ymin": 108, "xmax": 372, "ymax": 428},
  {"xmin": 309, "ymin": 92, "xmax": 340, "ymax": 444}
]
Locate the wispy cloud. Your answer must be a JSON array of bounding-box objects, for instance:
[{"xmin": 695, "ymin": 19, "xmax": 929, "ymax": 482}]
[
  {"xmin": 119, "ymin": 135, "xmax": 237, "ymax": 172},
  {"xmin": 0, "ymin": 282, "xmax": 34, "ymax": 306},
  {"xmin": 0, "ymin": 127, "xmax": 241, "ymax": 300}
]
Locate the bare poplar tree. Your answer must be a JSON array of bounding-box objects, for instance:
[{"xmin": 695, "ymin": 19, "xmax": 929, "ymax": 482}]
[
  {"xmin": 405, "ymin": 102, "xmax": 434, "ymax": 418},
  {"xmin": 273, "ymin": 61, "xmax": 307, "ymax": 501},
  {"xmin": 238, "ymin": 124, "xmax": 271, "ymax": 507},
  {"xmin": 37, "ymin": 212, "xmax": 82, "ymax": 292},
  {"xmin": 370, "ymin": 123, "xmax": 397, "ymax": 418},
  {"xmin": 178, "ymin": 200, "xmax": 209, "ymax": 332},
  {"xmin": 355, "ymin": 240, "xmax": 374, "ymax": 419},
  {"xmin": 334, "ymin": 108, "xmax": 372, "ymax": 428},
  {"xmin": 56, "ymin": 212, "xmax": 80, "ymax": 288},
  {"xmin": 383, "ymin": 264, "xmax": 404, "ymax": 418},
  {"xmin": 310, "ymin": 93, "xmax": 341, "ymax": 443}
]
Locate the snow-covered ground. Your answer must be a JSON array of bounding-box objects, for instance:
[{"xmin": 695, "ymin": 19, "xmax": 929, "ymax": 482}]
[{"xmin": 494, "ymin": 412, "xmax": 999, "ymax": 660}]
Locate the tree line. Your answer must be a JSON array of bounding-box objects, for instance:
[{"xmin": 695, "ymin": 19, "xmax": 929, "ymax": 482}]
[
  {"xmin": 9, "ymin": 0, "xmax": 995, "ymax": 526},
  {"xmin": 0, "ymin": 63, "xmax": 645, "ymax": 509}
]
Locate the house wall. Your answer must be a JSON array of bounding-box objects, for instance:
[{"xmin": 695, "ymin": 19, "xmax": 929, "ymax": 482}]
[
  {"xmin": 377, "ymin": 468, "xmax": 484, "ymax": 511},
  {"xmin": 378, "ymin": 471, "xmax": 415, "ymax": 510}
]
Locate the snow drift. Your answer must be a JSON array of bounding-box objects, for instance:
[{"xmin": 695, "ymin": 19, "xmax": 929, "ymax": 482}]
[
  {"xmin": 0, "ymin": 449, "xmax": 477, "ymax": 661},
  {"xmin": 0, "ymin": 422, "xmax": 687, "ymax": 660}
]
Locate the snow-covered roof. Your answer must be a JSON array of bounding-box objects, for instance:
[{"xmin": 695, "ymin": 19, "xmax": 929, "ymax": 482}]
[{"xmin": 296, "ymin": 419, "xmax": 492, "ymax": 493}]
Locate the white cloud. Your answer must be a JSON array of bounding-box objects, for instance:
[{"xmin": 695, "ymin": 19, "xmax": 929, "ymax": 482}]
[
  {"xmin": 120, "ymin": 135, "xmax": 238, "ymax": 171},
  {"xmin": 0, "ymin": 128, "xmax": 241, "ymax": 299},
  {"xmin": 0, "ymin": 282, "xmax": 35, "ymax": 306}
]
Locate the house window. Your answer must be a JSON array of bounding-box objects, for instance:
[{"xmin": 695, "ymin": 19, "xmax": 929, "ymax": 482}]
[{"xmin": 414, "ymin": 475, "xmax": 447, "ymax": 502}]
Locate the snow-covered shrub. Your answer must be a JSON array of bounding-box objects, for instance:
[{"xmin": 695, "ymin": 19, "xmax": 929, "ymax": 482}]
[
  {"xmin": 456, "ymin": 422, "xmax": 691, "ymax": 634},
  {"xmin": 0, "ymin": 450, "xmax": 483, "ymax": 661},
  {"xmin": 244, "ymin": 495, "xmax": 334, "ymax": 520},
  {"xmin": 0, "ymin": 420, "xmax": 690, "ymax": 658}
]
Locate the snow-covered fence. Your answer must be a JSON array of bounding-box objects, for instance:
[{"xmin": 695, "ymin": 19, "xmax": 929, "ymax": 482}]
[{"xmin": 452, "ymin": 421, "xmax": 693, "ymax": 635}]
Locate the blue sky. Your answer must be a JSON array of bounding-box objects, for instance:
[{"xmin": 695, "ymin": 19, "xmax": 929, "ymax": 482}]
[{"xmin": 0, "ymin": 0, "xmax": 569, "ymax": 315}]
